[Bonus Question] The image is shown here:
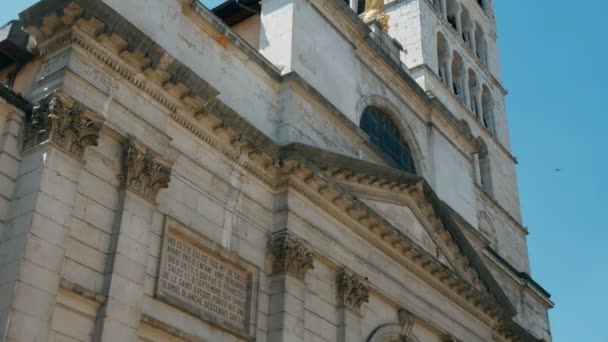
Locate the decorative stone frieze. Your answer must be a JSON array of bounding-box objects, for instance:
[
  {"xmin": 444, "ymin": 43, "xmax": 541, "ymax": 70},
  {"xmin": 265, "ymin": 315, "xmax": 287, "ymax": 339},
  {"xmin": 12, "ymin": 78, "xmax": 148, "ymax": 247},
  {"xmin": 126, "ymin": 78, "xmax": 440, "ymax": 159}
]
[
  {"xmin": 23, "ymin": 92, "xmax": 102, "ymax": 159},
  {"xmin": 120, "ymin": 139, "xmax": 172, "ymax": 203},
  {"xmin": 337, "ymin": 269, "xmax": 370, "ymax": 314},
  {"xmin": 268, "ymin": 230, "xmax": 314, "ymax": 281}
]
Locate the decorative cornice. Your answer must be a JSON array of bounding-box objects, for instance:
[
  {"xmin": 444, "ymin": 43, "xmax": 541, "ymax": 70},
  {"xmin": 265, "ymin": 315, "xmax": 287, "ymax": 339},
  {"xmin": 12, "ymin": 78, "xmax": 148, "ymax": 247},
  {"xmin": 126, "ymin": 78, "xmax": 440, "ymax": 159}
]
[
  {"xmin": 23, "ymin": 91, "xmax": 103, "ymax": 160},
  {"xmin": 267, "ymin": 230, "xmax": 315, "ymax": 281},
  {"xmin": 337, "ymin": 269, "xmax": 370, "ymax": 314},
  {"xmin": 120, "ymin": 139, "xmax": 172, "ymax": 204}
]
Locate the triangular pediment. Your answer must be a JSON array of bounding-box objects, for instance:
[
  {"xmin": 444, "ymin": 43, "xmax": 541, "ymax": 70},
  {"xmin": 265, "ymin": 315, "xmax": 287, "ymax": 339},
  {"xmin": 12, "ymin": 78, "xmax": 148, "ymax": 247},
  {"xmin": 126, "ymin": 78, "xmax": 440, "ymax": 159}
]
[
  {"xmin": 281, "ymin": 144, "xmax": 517, "ymax": 322},
  {"xmin": 357, "ymin": 195, "xmax": 454, "ymax": 270}
]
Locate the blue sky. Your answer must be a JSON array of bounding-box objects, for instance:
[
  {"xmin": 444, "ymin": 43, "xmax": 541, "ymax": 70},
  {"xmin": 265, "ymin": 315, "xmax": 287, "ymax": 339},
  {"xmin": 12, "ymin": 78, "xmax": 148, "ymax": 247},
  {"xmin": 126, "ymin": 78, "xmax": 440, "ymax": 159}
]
[{"xmin": 2, "ymin": 1, "xmax": 606, "ymax": 341}]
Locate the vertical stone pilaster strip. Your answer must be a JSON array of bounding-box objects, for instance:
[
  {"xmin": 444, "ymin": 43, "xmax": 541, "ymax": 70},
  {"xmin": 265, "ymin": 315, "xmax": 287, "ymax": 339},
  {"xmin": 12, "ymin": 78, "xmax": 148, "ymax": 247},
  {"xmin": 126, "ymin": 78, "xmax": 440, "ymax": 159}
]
[
  {"xmin": 336, "ymin": 269, "xmax": 369, "ymax": 342},
  {"xmin": 95, "ymin": 138, "xmax": 172, "ymax": 342},
  {"xmin": 266, "ymin": 230, "xmax": 314, "ymax": 342},
  {"xmin": 2, "ymin": 92, "xmax": 101, "ymax": 341}
]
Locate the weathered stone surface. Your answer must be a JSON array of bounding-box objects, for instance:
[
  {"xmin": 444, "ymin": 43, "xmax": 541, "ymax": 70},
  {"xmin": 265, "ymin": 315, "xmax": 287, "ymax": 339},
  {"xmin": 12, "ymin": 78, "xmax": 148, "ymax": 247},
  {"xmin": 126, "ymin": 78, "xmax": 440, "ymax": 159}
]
[{"xmin": 0, "ymin": 0, "xmax": 552, "ymax": 341}]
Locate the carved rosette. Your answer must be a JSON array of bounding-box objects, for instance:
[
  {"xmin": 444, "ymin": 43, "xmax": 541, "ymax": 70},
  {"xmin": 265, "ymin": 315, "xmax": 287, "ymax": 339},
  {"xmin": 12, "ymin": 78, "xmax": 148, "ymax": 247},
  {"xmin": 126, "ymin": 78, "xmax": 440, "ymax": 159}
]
[
  {"xmin": 268, "ymin": 231, "xmax": 314, "ymax": 281},
  {"xmin": 24, "ymin": 92, "xmax": 102, "ymax": 159},
  {"xmin": 121, "ymin": 139, "xmax": 172, "ymax": 204},
  {"xmin": 337, "ymin": 270, "xmax": 370, "ymax": 314}
]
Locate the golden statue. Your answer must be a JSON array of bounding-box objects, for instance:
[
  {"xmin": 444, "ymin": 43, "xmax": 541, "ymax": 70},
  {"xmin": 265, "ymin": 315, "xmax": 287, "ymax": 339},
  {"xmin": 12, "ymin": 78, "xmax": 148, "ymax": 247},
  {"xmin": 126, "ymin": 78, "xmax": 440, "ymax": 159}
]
[{"xmin": 363, "ymin": 0, "xmax": 389, "ymax": 31}]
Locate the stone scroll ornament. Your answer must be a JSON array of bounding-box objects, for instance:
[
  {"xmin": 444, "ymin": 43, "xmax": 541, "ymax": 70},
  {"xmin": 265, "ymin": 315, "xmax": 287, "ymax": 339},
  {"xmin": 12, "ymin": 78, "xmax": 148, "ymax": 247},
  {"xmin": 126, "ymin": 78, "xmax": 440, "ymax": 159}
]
[
  {"xmin": 24, "ymin": 92, "xmax": 102, "ymax": 159},
  {"xmin": 120, "ymin": 139, "xmax": 172, "ymax": 203},
  {"xmin": 337, "ymin": 270, "xmax": 370, "ymax": 314},
  {"xmin": 268, "ymin": 231, "xmax": 315, "ymax": 281}
]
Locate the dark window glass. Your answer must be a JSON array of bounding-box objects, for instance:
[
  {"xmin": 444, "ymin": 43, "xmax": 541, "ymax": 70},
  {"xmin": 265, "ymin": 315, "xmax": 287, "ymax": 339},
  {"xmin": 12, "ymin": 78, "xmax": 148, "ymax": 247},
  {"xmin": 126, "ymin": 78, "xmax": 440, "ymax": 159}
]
[
  {"xmin": 360, "ymin": 106, "xmax": 416, "ymax": 174},
  {"xmin": 357, "ymin": 0, "xmax": 366, "ymax": 14}
]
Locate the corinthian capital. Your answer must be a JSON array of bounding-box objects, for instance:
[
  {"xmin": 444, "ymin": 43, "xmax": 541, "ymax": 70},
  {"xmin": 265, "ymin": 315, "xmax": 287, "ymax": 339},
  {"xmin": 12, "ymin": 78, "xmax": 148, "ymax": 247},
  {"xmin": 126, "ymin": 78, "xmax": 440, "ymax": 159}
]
[
  {"xmin": 24, "ymin": 92, "xmax": 103, "ymax": 159},
  {"xmin": 121, "ymin": 139, "xmax": 172, "ymax": 204},
  {"xmin": 337, "ymin": 269, "xmax": 370, "ymax": 314},
  {"xmin": 268, "ymin": 230, "xmax": 314, "ymax": 281}
]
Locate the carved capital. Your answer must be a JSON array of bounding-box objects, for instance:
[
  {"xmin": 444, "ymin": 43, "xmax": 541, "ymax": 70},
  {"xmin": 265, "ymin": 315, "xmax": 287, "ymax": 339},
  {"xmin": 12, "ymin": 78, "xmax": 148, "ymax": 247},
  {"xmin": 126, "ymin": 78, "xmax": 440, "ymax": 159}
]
[
  {"xmin": 268, "ymin": 231, "xmax": 314, "ymax": 281},
  {"xmin": 398, "ymin": 309, "xmax": 416, "ymax": 341},
  {"xmin": 24, "ymin": 92, "xmax": 102, "ymax": 159},
  {"xmin": 121, "ymin": 139, "xmax": 172, "ymax": 204},
  {"xmin": 337, "ymin": 269, "xmax": 369, "ymax": 314}
]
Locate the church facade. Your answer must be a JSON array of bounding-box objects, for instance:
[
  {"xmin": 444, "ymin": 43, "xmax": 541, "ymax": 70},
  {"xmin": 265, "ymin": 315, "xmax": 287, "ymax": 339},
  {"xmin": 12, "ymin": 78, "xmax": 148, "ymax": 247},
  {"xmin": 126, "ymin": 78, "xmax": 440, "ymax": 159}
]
[{"xmin": 0, "ymin": 0, "xmax": 553, "ymax": 341}]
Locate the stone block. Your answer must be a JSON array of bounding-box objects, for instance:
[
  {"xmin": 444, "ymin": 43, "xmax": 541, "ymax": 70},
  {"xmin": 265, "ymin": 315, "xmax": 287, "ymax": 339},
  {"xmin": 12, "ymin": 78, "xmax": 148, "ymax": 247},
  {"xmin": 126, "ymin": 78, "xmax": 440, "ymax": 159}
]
[
  {"xmin": 66, "ymin": 237, "xmax": 106, "ymax": 273},
  {"xmin": 8, "ymin": 192, "xmax": 36, "ymax": 221},
  {"xmin": 3, "ymin": 213, "xmax": 33, "ymax": 241},
  {"xmin": 78, "ymin": 170, "xmax": 118, "ymax": 210},
  {"xmin": 116, "ymin": 233, "xmax": 149, "ymax": 265},
  {"xmin": 30, "ymin": 212, "xmax": 67, "ymax": 247},
  {"xmin": 12, "ymin": 282, "xmax": 56, "ymax": 319},
  {"xmin": 112, "ymin": 253, "xmax": 147, "ymax": 285},
  {"xmin": 69, "ymin": 217, "xmax": 111, "ymax": 253},
  {"xmin": 40, "ymin": 168, "xmax": 78, "ymax": 206},
  {"xmin": 83, "ymin": 198, "xmax": 115, "ymax": 234},
  {"xmin": 50, "ymin": 305, "xmax": 96, "ymax": 342},
  {"xmin": 43, "ymin": 149, "xmax": 82, "ymax": 183},
  {"xmin": 19, "ymin": 260, "xmax": 61, "ymax": 294},
  {"xmin": 98, "ymin": 318, "xmax": 139, "ymax": 342},
  {"xmin": 0, "ymin": 172, "xmax": 15, "ymax": 199},
  {"xmin": 0, "ymin": 234, "xmax": 27, "ymax": 264},
  {"xmin": 7, "ymin": 309, "xmax": 51, "ymax": 342},
  {"xmin": 62, "ymin": 259, "xmax": 104, "ymax": 293},
  {"xmin": 34, "ymin": 192, "xmax": 73, "ymax": 227},
  {"xmin": 103, "ymin": 298, "xmax": 143, "ymax": 328},
  {"xmin": 0, "ymin": 153, "xmax": 20, "ymax": 180},
  {"xmin": 24, "ymin": 234, "xmax": 65, "ymax": 273}
]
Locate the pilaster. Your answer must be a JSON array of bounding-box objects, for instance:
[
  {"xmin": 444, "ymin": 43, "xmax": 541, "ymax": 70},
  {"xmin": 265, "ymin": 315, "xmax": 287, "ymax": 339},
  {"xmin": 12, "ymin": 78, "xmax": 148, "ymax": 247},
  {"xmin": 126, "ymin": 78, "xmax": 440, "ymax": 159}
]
[
  {"xmin": 336, "ymin": 269, "xmax": 369, "ymax": 342},
  {"xmin": 1, "ymin": 92, "xmax": 102, "ymax": 341},
  {"xmin": 94, "ymin": 139, "xmax": 172, "ymax": 342},
  {"xmin": 267, "ymin": 230, "xmax": 315, "ymax": 342}
]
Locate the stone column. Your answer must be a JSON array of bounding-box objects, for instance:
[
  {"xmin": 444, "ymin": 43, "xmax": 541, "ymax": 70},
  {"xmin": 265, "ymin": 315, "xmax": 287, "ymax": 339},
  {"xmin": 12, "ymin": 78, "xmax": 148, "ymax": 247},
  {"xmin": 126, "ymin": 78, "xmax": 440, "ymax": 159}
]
[
  {"xmin": 440, "ymin": 0, "xmax": 448, "ymax": 18},
  {"xmin": 455, "ymin": 8, "xmax": 463, "ymax": 34},
  {"xmin": 470, "ymin": 31, "xmax": 478, "ymax": 56},
  {"xmin": 95, "ymin": 139, "xmax": 172, "ymax": 342},
  {"xmin": 463, "ymin": 73, "xmax": 471, "ymax": 108},
  {"xmin": 473, "ymin": 153, "xmax": 482, "ymax": 186},
  {"xmin": 2, "ymin": 92, "xmax": 102, "ymax": 341},
  {"xmin": 267, "ymin": 230, "xmax": 315, "ymax": 342},
  {"xmin": 336, "ymin": 269, "xmax": 369, "ymax": 342},
  {"xmin": 445, "ymin": 57, "xmax": 453, "ymax": 92}
]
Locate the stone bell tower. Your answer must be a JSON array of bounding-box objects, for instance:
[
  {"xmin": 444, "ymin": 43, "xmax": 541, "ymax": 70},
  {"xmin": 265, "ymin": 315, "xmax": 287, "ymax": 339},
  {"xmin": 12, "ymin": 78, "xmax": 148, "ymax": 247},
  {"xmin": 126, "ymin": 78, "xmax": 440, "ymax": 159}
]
[{"xmin": 382, "ymin": 0, "xmax": 507, "ymax": 146}]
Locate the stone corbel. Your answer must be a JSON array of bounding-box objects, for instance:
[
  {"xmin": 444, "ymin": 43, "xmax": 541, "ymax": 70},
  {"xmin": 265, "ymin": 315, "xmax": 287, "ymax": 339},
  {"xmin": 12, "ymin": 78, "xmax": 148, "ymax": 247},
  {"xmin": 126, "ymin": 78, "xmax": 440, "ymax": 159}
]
[
  {"xmin": 23, "ymin": 91, "xmax": 103, "ymax": 160},
  {"xmin": 337, "ymin": 269, "xmax": 370, "ymax": 315},
  {"xmin": 267, "ymin": 230, "xmax": 315, "ymax": 281},
  {"xmin": 120, "ymin": 138, "xmax": 173, "ymax": 204}
]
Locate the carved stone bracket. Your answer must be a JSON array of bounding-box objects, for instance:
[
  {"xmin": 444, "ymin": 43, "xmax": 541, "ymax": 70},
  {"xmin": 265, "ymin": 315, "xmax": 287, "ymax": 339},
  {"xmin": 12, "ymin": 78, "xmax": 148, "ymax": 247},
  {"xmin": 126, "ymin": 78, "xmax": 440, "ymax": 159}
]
[
  {"xmin": 120, "ymin": 139, "xmax": 172, "ymax": 204},
  {"xmin": 267, "ymin": 230, "xmax": 314, "ymax": 281},
  {"xmin": 337, "ymin": 269, "xmax": 370, "ymax": 314},
  {"xmin": 24, "ymin": 92, "xmax": 103, "ymax": 159}
]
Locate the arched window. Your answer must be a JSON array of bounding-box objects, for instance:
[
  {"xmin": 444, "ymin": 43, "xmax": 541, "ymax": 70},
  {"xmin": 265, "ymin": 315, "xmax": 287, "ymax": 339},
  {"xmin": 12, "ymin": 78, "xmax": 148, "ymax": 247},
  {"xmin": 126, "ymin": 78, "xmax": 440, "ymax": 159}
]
[
  {"xmin": 361, "ymin": 106, "xmax": 416, "ymax": 174},
  {"xmin": 446, "ymin": 0, "xmax": 459, "ymax": 31},
  {"xmin": 476, "ymin": 140, "xmax": 493, "ymax": 195},
  {"xmin": 475, "ymin": 23, "xmax": 487, "ymax": 66},
  {"xmin": 481, "ymin": 85, "xmax": 495, "ymax": 134},
  {"xmin": 461, "ymin": 7, "xmax": 474, "ymax": 49},
  {"xmin": 451, "ymin": 52, "xmax": 465, "ymax": 101},
  {"xmin": 436, "ymin": 33, "xmax": 450, "ymax": 87},
  {"xmin": 468, "ymin": 69, "xmax": 480, "ymax": 118}
]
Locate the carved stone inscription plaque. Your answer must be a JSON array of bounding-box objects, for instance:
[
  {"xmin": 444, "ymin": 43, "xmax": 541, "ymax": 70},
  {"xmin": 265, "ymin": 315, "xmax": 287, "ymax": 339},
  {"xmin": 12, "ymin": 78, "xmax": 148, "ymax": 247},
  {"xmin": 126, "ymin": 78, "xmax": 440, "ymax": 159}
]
[{"xmin": 158, "ymin": 230, "xmax": 250, "ymax": 331}]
